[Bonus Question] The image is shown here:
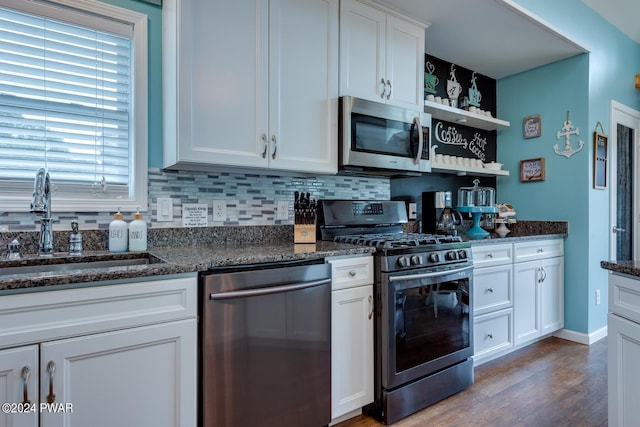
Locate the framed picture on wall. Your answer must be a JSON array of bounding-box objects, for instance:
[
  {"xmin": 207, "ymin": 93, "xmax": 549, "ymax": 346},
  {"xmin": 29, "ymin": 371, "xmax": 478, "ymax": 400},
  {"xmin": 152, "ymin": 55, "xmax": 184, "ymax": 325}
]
[
  {"xmin": 593, "ymin": 132, "xmax": 608, "ymax": 189},
  {"xmin": 523, "ymin": 115, "xmax": 542, "ymax": 139},
  {"xmin": 520, "ymin": 157, "xmax": 545, "ymax": 182}
]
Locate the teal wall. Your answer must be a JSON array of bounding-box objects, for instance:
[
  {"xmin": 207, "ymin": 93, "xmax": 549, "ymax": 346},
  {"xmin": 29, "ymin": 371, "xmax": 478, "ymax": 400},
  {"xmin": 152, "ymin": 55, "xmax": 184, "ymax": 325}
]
[
  {"xmin": 499, "ymin": 0, "xmax": 640, "ymax": 336},
  {"xmin": 99, "ymin": 0, "xmax": 164, "ymax": 168}
]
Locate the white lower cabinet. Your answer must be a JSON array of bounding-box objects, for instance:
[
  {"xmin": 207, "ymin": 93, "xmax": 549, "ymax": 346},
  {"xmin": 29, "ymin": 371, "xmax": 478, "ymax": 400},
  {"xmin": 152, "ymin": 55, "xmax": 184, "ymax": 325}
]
[
  {"xmin": 471, "ymin": 243, "xmax": 514, "ymax": 364},
  {"xmin": 0, "ymin": 276, "xmax": 197, "ymax": 427},
  {"xmin": 472, "ymin": 239, "xmax": 564, "ymax": 365},
  {"xmin": 328, "ymin": 255, "xmax": 374, "ymax": 422},
  {"xmin": 608, "ymin": 273, "xmax": 640, "ymax": 426},
  {"xmin": 513, "ymin": 242, "xmax": 564, "ymax": 347}
]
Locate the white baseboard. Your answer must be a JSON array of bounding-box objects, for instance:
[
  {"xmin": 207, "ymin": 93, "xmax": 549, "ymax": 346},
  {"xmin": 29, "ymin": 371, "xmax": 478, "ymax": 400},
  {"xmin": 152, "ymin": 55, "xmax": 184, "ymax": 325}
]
[
  {"xmin": 553, "ymin": 326, "xmax": 608, "ymax": 345},
  {"xmin": 330, "ymin": 408, "xmax": 362, "ymax": 426}
]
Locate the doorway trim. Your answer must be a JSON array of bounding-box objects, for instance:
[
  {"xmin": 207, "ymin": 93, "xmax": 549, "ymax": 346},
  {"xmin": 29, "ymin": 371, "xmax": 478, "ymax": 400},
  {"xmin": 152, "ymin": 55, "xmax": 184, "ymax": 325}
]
[{"xmin": 609, "ymin": 100, "xmax": 640, "ymax": 260}]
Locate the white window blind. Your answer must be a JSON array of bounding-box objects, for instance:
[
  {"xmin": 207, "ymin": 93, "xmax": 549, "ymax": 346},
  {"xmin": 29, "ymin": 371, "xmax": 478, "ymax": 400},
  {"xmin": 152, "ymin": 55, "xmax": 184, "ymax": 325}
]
[{"xmin": 0, "ymin": 0, "xmax": 148, "ymax": 212}]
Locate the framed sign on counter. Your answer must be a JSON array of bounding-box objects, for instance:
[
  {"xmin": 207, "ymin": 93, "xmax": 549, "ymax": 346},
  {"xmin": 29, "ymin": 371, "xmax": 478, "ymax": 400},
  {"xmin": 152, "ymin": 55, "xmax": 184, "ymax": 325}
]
[
  {"xmin": 520, "ymin": 157, "xmax": 545, "ymax": 182},
  {"xmin": 593, "ymin": 131, "xmax": 608, "ymax": 189}
]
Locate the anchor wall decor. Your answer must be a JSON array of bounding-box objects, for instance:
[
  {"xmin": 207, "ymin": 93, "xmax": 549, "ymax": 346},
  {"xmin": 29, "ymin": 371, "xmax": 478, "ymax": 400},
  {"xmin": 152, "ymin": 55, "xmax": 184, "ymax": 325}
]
[{"xmin": 554, "ymin": 111, "xmax": 584, "ymax": 158}]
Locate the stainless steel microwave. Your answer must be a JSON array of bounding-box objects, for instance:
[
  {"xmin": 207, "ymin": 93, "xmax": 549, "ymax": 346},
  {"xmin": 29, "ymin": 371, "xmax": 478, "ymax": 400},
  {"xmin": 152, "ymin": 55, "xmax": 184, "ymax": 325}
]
[{"xmin": 339, "ymin": 96, "xmax": 431, "ymax": 174}]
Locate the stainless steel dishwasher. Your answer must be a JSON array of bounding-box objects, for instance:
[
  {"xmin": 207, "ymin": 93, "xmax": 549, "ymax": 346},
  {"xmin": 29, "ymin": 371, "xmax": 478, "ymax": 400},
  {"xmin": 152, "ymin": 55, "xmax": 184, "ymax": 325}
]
[{"xmin": 200, "ymin": 259, "xmax": 331, "ymax": 427}]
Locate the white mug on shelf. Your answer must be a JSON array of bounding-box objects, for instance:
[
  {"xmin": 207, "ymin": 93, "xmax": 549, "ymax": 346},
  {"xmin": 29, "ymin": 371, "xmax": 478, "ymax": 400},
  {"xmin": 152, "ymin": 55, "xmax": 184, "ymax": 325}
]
[
  {"xmin": 435, "ymin": 96, "xmax": 442, "ymax": 104},
  {"xmin": 426, "ymin": 94, "xmax": 435, "ymax": 102}
]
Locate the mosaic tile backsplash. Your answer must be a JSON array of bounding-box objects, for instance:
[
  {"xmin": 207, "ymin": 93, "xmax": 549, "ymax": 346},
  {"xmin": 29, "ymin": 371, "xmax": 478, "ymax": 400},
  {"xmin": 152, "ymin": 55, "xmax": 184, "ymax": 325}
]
[{"xmin": 0, "ymin": 168, "xmax": 390, "ymax": 231}]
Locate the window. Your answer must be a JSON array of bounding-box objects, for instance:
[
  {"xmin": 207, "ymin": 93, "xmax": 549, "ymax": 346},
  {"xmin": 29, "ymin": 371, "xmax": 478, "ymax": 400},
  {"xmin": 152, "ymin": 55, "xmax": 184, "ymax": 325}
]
[{"xmin": 0, "ymin": 0, "xmax": 147, "ymax": 212}]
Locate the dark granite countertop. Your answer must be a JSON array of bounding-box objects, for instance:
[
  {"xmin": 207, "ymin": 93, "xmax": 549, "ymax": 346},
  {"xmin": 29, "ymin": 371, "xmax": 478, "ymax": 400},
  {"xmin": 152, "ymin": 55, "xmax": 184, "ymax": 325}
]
[
  {"xmin": 600, "ymin": 260, "xmax": 640, "ymax": 277},
  {"xmin": 0, "ymin": 222, "xmax": 567, "ymax": 294},
  {"xmin": 467, "ymin": 232, "xmax": 566, "ymax": 245},
  {"xmin": 0, "ymin": 242, "xmax": 374, "ymax": 294}
]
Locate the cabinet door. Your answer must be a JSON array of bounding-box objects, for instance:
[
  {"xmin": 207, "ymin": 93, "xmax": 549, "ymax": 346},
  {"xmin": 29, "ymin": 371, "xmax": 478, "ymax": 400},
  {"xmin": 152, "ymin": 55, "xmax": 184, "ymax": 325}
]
[
  {"xmin": 384, "ymin": 14, "xmax": 424, "ymax": 110},
  {"xmin": 269, "ymin": 0, "xmax": 338, "ymax": 174},
  {"xmin": 608, "ymin": 313, "xmax": 640, "ymax": 427},
  {"xmin": 331, "ymin": 285, "xmax": 374, "ymax": 419},
  {"xmin": 0, "ymin": 346, "xmax": 38, "ymax": 427},
  {"xmin": 539, "ymin": 256, "xmax": 564, "ymax": 335},
  {"xmin": 339, "ymin": 0, "xmax": 386, "ymax": 102},
  {"xmin": 40, "ymin": 320, "xmax": 196, "ymax": 427},
  {"xmin": 165, "ymin": 0, "xmax": 270, "ymax": 168},
  {"xmin": 513, "ymin": 260, "xmax": 540, "ymax": 346}
]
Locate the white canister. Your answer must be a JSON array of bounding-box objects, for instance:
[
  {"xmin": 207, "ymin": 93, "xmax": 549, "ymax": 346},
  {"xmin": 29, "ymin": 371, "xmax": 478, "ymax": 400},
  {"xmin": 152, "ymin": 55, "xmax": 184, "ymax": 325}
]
[
  {"xmin": 109, "ymin": 209, "xmax": 128, "ymax": 252},
  {"xmin": 128, "ymin": 209, "xmax": 147, "ymax": 252}
]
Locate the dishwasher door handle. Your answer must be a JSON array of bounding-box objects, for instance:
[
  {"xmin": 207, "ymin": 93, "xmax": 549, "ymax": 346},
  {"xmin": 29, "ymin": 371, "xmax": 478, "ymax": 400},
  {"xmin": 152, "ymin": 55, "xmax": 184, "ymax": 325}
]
[{"xmin": 209, "ymin": 278, "xmax": 331, "ymax": 300}]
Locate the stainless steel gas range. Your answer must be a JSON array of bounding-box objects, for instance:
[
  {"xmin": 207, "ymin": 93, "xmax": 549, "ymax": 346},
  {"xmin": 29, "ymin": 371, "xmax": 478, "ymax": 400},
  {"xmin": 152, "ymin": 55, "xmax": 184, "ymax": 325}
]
[{"xmin": 318, "ymin": 200, "xmax": 474, "ymax": 425}]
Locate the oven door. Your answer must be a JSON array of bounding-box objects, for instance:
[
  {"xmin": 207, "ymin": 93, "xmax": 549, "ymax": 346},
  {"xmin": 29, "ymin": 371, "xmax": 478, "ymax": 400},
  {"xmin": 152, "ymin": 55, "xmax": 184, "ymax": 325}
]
[
  {"xmin": 379, "ymin": 263, "xmax": 473, "ymax": 390},
  {"xmin": 340, "ymin": 96, "xmax": 431, "ymax": 172}
]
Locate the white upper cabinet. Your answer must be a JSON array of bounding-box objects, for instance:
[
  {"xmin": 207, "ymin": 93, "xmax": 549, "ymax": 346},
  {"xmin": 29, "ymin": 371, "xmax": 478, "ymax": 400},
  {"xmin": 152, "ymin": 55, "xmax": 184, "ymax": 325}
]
[
  {"xmin": 163, "ymin": 0, "xmax": 338, "ymax": 174},
  {"xmin": 339, "ymin": 0, "xmax": 426, "ymax": 110}
]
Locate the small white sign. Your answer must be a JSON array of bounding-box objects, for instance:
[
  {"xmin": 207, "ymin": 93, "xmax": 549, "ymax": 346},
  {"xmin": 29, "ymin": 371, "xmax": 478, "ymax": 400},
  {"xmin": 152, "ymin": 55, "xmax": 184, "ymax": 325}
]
[{"xmin": 182, "ymin": 203, "xmax": 209, "ymax": 227}]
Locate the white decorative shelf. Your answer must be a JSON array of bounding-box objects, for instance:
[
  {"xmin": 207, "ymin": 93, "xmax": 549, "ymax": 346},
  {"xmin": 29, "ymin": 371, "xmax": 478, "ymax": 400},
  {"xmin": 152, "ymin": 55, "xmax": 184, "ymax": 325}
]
[
  {"xmin": 424, "ymin": 100, "xmax": 510, "ymax": 131},
  {"xmin": 431, "ymin": 162, "xmax": 510, "ymax": 177}
]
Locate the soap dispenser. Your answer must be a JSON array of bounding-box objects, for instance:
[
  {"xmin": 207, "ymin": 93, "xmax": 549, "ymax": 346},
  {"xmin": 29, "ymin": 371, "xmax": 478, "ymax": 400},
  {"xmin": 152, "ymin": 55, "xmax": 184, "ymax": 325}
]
[
  {"xmin": 69, "ymin": 220, "xmax": 83, "ymax": 256},
  {"xmin": 109, "ymin": 208, "xmax": 128, "ymax": 252},
  {"xmin": 128, "ymin": 207, "xmax": 147, "ymax": 252}
]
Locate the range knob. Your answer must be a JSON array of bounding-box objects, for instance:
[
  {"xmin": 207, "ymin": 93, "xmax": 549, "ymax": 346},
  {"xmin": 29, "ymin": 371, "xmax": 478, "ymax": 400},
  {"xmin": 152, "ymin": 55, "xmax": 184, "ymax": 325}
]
[
  {"xmin": 428, "ymin": 252, "xmax": 440, "ymax": 263},
  {"xmin": 397, "ymin": 256, "xmax": 410, "ymax": 268},
  {"xmin": 410, "ymin": 255, "xmax": 423, "ymax": 266},
  {"xmin": 445, "ymin": 251, "xmax": 458, "ymax": 261},
  {"xmin": 457, "ymin": 250, "xmax": 468, "ymax": 259}
]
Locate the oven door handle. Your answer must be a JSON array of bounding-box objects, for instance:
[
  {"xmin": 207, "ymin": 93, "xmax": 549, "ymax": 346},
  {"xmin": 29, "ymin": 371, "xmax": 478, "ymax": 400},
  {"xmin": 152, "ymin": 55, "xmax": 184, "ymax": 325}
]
[
  {"xmin": 209, "ymin": 278, "xmax": 331, "ymax": 300},
  {"xmin": 388, "ymin": 265, "xmax": 472, "ymax": 282}
]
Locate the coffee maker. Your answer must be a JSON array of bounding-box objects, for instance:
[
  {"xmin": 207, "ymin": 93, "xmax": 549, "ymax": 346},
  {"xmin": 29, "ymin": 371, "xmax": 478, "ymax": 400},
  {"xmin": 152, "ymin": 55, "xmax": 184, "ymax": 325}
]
[{"xmin": 422, "ymin": 191, "xmax": 462, "ymax": 235}]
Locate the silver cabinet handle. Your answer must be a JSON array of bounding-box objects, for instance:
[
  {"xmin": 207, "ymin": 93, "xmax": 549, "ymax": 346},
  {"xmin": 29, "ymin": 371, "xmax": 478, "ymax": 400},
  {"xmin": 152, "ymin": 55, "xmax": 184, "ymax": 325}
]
[
  {"xmin": 21, "ymin": 366, "xmax": 31, "ymax": 404},
  {"xmin": 379, "ymin": 78, "xmax": 386, "ymax": 99},
  {"xmin": 386, "ymin": 79, "xmax": 392, "ymax": 100},
  {"xmin": 537, "ymin": 248, "xmax": 544, "ymax": 253},
  {"xmin": 487, "ymin": 333, "xmax": 493, "ymax": 339},
  {"xmin": 541, "ymin": 266, "xmax": 547, "ymax": 283},
  {"xmin": 348, "ymin": 270, "xmax": 357, "ymax": 277},
  {"xmin": 271, "ymin": 134, "xmax": 277, "ymax": 160},
  {"xmin": 260, "ymin": 133, "xmax": 268, "ymax": 158},
  {"xmin": 487, "ymin": 287, "xmax": 494, "ymax": 293},
  {"xmin": 613, "ymin": 226, "xmax": 626, "ymax": 233},
  {"xmin": 487, "ymin": 253, "xmax": 494, "ymax": 258},
  {"xmin": 46, "ymin": 361, "xmax": 56, "ymax": 404},
  {"xmin": 368, "ymin": 295, "xmax": 373, "ymax": 320}
]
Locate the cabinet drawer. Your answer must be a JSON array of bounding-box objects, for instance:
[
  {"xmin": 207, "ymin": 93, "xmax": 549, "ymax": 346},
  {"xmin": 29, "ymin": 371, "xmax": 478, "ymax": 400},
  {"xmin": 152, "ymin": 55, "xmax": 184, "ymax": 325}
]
[
  {"xmin": 473, "ymin": 308, "xmax": 513, "ymax": 363},
  {"xmin": 609, "ymin": 273, "xmax": 640, "ymax": 323},
  {"xmin": 328, "ymin": 255, "xmax": 374, "ymax": 291},
  {"xmin": 514, "ymin": 239, "xmax": 563, "ymax": 262},
  {"xmin": 472, "ymin": 243, "xmax": 513, "ymax": 267},
  {"xmin": 473, "ymin": 264, "xmax": 513, "ymax": 315},
  {"xmin": 0, "ymin": 275, "xmax": 197, "ymax": 349}
]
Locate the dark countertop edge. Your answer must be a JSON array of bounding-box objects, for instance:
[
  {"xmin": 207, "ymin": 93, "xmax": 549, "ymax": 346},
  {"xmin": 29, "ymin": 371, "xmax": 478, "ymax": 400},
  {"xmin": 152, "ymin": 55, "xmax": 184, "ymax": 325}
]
[
  {"xmin": 600, "ymin": 260, "xmax": 640, "ymax": 278},
  {"xmin": 468, "ymin": 233, "xmax": 566, "ymax": 245},
  {"xmin": 0, "ymin": 243, "xmax": 375, "ymax": 294}
]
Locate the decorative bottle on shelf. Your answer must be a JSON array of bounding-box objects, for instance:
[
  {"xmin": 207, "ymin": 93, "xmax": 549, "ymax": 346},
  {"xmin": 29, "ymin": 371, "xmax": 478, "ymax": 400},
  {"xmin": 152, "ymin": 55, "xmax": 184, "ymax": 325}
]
[
  {"xmin": 128, "ymin": 208, "xmax": 147, "ymax": 252},
  {"xmin": 109, "ymin": 208, "xmax": 128, "ymax": 252}
]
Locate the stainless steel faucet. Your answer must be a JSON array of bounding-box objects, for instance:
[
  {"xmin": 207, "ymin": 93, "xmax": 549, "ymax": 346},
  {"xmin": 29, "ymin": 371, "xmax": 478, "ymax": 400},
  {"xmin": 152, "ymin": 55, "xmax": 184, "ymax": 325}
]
[{"xmin": 30, "ymin": 168, "xmax": 53, "ymax": 256}]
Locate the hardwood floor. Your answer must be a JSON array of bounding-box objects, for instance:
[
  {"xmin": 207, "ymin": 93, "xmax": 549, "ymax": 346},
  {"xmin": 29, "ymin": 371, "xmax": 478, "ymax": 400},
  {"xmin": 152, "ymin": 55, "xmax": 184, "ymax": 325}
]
[{"xmin": 337, "ymin": 337, "xmax": 608, "ymax": 427}]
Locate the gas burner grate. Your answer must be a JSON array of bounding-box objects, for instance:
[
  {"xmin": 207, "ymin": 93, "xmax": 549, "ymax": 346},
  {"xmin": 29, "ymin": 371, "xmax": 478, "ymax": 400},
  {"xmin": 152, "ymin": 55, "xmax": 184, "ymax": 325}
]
[{"xmin": 334, "ymin": 233, "xmax": 462, "ymax": 249}]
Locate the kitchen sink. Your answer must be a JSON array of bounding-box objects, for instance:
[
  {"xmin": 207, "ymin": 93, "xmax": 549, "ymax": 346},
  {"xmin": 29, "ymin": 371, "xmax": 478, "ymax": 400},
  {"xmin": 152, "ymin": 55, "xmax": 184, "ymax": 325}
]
[{"xmin": 0, "ymin": 255, "xmax": 164, "ymax": 276}]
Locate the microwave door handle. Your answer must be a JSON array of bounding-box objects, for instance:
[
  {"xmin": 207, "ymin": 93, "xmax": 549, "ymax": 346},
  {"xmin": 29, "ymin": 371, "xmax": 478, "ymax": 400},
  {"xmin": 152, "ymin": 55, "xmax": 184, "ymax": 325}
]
[{"xmin": 413, "ymin": 117, "xmax": 423, "ymax": 165}]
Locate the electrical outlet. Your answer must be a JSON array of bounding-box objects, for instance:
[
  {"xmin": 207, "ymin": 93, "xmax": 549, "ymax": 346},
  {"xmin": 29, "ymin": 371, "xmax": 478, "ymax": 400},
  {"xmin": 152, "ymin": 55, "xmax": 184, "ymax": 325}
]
[
  {"xmin": 212, "ymin": 200, "xmax": 226, "ymax": 221},
  {"xmin": 156, "ymin": 197, "xmax": 173, "ymax": 222},
  {"xmin": 595, "ymin": 289, "xmax": 601, "ymax": 305},
  {"xmin": 408, "ymin": 202, "xmax": 417, "ymax": 220},
  {"xmin": 276, "ymin": 200, "xmax": 289, "ymax": 220}
]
